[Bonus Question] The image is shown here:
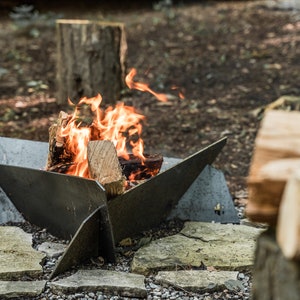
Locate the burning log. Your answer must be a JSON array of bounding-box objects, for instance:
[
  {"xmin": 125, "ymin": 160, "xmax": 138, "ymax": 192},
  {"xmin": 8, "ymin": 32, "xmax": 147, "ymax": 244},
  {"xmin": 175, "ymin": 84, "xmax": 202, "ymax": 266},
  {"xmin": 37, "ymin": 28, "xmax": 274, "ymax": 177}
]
[
  {"xmin": 119, "ymin": 153, "xmax": 163, "ymax": 180},
  {"xmin": 46, "ymin": 109, "xmax": 162, "ymax": 197},
  {"xmin": 56, "ymin": 20, "xmax": 127, "ymax": 105},
  {"xmin": 47, "ymin": 113, "xmax": 127, "ymax": 197},
  {"xmin": 47, "ymin": 111, "xmax": 71, "ymax": 170},
  {"xmin": 87, "ymin": 140, "xmax": 126, "ymax": 198},
  {"xmin": 47, "ymin": 68, "xmax": 170, "ymax": 195}
]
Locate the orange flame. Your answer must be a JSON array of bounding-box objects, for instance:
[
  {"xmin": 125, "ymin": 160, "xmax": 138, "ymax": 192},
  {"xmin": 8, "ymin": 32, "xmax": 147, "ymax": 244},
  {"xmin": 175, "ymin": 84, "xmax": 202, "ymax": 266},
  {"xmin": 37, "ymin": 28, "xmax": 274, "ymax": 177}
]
[
  {"xmin": 171, "ymin": 85, "xmax": 185, "ymax": 100},
  {"xmin": 60, "ymin": 68, "xmax": 168, "ymax": 179},
  {"xmin": 126, "ymin": 68, "xmax": 168, "ymax": 102}
]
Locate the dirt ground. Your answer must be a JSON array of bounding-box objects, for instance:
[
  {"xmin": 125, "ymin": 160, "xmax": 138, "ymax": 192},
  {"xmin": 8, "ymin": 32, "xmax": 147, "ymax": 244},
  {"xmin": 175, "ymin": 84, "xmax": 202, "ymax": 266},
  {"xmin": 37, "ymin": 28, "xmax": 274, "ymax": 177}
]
[{"xmin": 0, "ymin": 0, "xmax": 299, "ymax": 197}]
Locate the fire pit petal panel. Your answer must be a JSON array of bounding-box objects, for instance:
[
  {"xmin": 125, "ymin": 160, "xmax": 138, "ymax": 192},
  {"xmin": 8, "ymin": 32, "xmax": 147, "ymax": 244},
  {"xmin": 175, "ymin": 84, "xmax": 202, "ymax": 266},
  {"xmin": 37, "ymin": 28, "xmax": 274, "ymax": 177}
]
[
  {"xmin": 0, "ymin": 137, "xmax": 48, "ymax": 169},
  {"xmin": 0, "ymin": 165, "xmax": 107, "ymax": 240},
  {"xmin": 108, "ymin": 137, "xmax": 227, "ymax": 243}
]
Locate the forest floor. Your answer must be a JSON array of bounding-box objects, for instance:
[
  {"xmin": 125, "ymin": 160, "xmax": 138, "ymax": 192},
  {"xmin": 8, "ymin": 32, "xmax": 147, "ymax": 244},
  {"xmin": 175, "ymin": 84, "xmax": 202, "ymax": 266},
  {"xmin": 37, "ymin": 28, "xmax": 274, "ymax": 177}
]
[{"xmin": 0, "ymin": 0, "xmax": 299, "ymax": 198}]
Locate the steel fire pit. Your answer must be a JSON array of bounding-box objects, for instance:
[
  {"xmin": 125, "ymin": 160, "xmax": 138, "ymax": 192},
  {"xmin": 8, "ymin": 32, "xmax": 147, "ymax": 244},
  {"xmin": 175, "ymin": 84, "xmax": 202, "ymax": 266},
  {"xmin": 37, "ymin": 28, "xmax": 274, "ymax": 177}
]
[{"xmin": 0, "ymin": 136, "xmax": 233, "ymax": 276}]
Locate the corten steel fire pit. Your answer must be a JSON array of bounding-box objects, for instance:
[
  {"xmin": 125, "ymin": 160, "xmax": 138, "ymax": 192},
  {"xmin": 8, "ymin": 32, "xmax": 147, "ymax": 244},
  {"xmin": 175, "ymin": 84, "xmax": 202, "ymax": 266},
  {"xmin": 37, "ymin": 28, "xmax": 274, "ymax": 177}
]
[{"xmin": 0, "ymin": 136, "xmax": 228, "ymax": 275}]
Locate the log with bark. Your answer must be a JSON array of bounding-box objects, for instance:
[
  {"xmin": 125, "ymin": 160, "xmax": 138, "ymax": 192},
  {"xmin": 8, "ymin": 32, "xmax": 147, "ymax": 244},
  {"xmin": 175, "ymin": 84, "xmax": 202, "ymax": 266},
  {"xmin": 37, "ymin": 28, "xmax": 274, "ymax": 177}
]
[
  {"xmin": 46, "ymin": 113, "xmax": 126, "ymax": 198},
  {"xmin": 56, "ymin": 19, "xmax": 127, "ymax": 105},
  {"xmin": 47, "ymin": 110, "xmax": 72, "ymax": 170},
  {"xmin": 252, "ymin": 228, "xmax": 300, "ymax": 300},
  {"xmin": 119, "ymin": 153, "xmax": 163, "ymax": 180}
]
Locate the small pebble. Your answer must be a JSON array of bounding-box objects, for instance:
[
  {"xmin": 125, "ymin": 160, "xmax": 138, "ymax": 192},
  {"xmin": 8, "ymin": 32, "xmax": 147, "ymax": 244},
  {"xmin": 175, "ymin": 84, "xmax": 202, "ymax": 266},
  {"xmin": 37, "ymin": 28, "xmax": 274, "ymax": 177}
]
[{"xmin": 75, "ymin": 293, "xmax": 85, "ymax": 299}]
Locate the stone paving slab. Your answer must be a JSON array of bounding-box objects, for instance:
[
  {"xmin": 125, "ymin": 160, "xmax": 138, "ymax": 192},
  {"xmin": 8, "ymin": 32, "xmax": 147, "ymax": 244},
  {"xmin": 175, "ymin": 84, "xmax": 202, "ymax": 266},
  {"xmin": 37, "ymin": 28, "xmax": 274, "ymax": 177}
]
[
  {"xmin": 37, "ymin": 241, "xmax": 66, "ymax": 259},
  {"xmin": 0, "ymin": 226, "xmax": 45, "ymax": 280},
  {"xmin": 155, "ymin": 270, "xmax": 239, "ymax": 293},
  {"xmin": 131, "ymin": 222, "xmax": 264, "ymax": 275},
  {"xmin": 180, "ymin": 221, "xmax": 262, "ymax": 242},
  {"xmin": 49, "ymin": 269, "xmax": 147, "ymax": 298},
  {"xmin": 0, "ymin": 280, "xmax": 46, "ymax": 299}
]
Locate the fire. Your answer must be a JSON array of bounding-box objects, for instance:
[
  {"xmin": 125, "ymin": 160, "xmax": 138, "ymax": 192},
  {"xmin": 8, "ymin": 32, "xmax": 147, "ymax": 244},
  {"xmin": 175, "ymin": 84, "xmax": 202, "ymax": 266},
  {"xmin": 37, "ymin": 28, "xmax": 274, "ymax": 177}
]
[
  {"xmin": 125, "ymin": 69, "xmax": 168, "ymax": 102},
  {"xmin": 60, "ymin": 68, "xmax": 167, "ymax": 179}
]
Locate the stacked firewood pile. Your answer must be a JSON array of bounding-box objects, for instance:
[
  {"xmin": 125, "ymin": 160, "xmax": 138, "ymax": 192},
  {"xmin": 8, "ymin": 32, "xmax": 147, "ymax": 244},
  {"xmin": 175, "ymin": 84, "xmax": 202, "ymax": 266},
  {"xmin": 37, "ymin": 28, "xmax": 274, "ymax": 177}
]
[{"xmin": 246, "ymin": 98, "xmax": 300, "ymax": 299}]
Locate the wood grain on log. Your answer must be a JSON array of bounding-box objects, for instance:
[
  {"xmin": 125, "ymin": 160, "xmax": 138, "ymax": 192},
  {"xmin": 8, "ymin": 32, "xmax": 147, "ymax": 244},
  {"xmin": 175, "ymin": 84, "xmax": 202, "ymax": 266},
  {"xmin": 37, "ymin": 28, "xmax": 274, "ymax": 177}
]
[
  {"xmin": 277, "ymin": 168, "xmax": 300, "ymax": 260},
  {"xmin": 87, "ymin": 140, "xmax": 126, "ymax": 198},
  {"xmin": 56, "ymin": 20, "xmax": 127, "ymax": 105},
  {"xmin": 247, "ymin": 110, "xmax": 300, "ymax": 224}
]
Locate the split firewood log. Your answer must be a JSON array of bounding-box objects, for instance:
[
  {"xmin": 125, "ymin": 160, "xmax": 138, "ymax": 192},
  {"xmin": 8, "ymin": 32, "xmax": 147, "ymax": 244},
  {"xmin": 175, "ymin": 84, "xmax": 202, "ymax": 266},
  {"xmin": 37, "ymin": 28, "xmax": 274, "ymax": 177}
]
[
  {"xmin": 247, "ymin": 110, "xmax": 300, "ymax": 224},
  {"xmin": 87, "ymin": 140, "xmax": 126, "ymax": 198},
  {"xmin": 277, "ymin": 168, "xmax": 300, "ymax": 260},
  {"xmin": 247, "ymin": 158, "xmax": 300, "ymax": 224},
  {"xmin": 46, "ymin": 110, "xmax": 71, "ymax": 170}
]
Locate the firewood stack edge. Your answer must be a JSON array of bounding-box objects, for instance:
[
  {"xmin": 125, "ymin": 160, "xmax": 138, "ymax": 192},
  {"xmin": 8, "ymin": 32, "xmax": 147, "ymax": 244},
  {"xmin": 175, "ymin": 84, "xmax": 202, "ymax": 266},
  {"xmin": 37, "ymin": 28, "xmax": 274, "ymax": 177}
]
[{"xmin": 246, "ymin": 109, "xmax": 300, "ymax": 299}]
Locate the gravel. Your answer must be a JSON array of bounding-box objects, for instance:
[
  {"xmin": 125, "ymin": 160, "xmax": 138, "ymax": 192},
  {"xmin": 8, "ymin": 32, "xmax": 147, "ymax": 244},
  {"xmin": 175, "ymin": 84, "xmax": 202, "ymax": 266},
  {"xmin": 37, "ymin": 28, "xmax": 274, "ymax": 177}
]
[{"xmin": 6, "ymin": 196, "xmax": 252, "ymax": 300}]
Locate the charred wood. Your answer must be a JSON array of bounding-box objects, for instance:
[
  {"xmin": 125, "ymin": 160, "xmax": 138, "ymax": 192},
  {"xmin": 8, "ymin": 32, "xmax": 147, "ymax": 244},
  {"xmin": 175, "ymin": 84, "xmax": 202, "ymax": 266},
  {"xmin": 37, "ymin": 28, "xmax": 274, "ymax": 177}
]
[{"xmin": 46, "ymin": 111, "xmax": 72, "ymax": 170}]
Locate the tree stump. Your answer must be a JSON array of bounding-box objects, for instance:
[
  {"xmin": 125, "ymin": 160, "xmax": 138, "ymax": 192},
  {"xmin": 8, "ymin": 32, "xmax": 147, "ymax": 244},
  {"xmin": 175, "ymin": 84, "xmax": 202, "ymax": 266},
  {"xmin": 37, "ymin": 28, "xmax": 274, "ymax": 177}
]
[
  {"xmin": 56, "ymin": 20, "xmax": 127, "ymax": 105},
  {"xmin": 252, "ymin": 228, "xmax": 300, "ymax": 300}
]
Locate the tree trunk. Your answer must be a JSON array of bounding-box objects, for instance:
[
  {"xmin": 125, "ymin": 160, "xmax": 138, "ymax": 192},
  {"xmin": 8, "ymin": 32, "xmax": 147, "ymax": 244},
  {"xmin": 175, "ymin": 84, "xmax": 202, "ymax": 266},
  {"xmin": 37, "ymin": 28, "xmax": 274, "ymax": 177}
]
[
  {"xmin": 252, "ymin": 228, "xmax": 300, "ymax": 300},
  {"xmin": 56, "ymin": 20, "xmax": 127, "ymax": 105}
]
